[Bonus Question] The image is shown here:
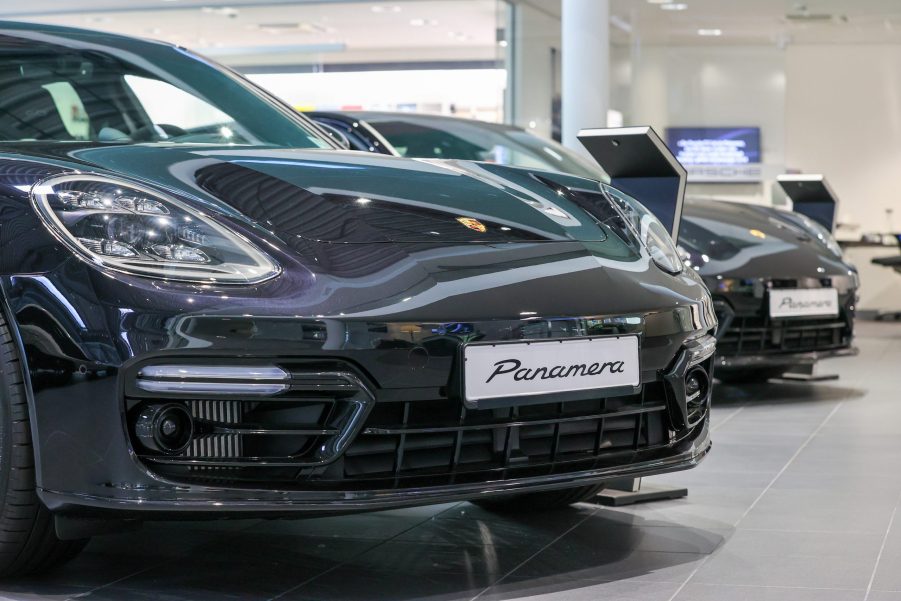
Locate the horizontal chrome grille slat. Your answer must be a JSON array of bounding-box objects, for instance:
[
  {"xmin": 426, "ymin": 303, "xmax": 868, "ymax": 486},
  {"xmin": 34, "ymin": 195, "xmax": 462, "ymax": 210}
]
[
  {"xmin": 138, "ymin": 365, "xmax": 290, "ymax": 381},
  {"xmin": 136, "ymin": 380, "xmax": 290, "ymax": 396}
]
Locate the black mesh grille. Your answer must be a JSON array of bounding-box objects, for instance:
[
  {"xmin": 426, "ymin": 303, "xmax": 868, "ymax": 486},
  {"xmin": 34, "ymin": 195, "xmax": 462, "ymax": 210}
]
[
  {"xmin": 338, "ymin": 383, "xmax": 669, "ymax": 488},
  {"xmin": 128, "ymin": 359, "xmax": 673, "ymax": 490},
  {"xmin": 716, "ymin": 313, "xmax": 850, "ymax": 356}
]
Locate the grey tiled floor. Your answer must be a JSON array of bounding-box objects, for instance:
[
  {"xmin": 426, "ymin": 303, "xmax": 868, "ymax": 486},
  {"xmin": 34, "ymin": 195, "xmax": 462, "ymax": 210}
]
[{"xmin": 4, "ymin": 320, "xmax": 901, "ymax": 600}]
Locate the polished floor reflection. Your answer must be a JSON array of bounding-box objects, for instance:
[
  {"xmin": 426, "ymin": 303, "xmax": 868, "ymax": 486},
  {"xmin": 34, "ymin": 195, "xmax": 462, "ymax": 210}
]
[{"xmin": 3, "ymin": 320, "xmax": 900, "ymax": 601}]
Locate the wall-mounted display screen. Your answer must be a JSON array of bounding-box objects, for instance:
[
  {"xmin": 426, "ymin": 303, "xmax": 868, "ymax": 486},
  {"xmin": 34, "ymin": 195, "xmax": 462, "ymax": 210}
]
[{"xmin": 666, "ymin": 127, "xmax": 761, "ymax": 165}]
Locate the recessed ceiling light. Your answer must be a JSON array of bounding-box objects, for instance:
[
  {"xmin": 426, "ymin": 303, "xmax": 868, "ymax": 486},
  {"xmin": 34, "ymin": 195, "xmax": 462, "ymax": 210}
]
[
  {"xmin": 698, "ymin": 28, "xmax": 723, "ymax": 36},
  {"xmin": 661, "ymin": 3, "xmax": 688, "ymax": 10}
]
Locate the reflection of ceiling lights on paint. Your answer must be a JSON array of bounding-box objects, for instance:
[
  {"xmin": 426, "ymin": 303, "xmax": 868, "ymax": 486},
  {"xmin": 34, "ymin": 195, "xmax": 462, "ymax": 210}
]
[
  {"xmin": 646, "ymin": 0, "xmax": 671, "ymax": 4},
  {"xmin": 661, "ymin": 3, "xmax": 688, "ymax": 10},
  {"xmin": 698, "ymin": 28, "xmax": 723, "ymax": 36},
  {"xmin": 447, "ymin": 31, "xmax": 469, "ymax": 41},
  {"xmin": 255, "ymin": 22, "xmax": 330, "ymax": 34},
  {"xmin": 201, "ymin": 6, "xmax": 239, "ymax": 18},
  {"xmin": 409, "ymin": 18, "xmax": 438, "ymax": 27},
  {"xmin": 371, "ymin": 5, "xmax": 402, "ymax": 13}
]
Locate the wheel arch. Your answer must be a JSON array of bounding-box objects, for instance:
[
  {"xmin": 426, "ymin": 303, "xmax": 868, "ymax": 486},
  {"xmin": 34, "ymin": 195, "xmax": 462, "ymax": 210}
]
[{"xmin": 0, "ymin": 283, "xmax": 45, "ymax": 490}]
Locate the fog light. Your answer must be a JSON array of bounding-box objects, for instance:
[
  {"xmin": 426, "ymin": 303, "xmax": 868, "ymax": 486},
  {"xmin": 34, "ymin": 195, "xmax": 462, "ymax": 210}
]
[
  {"xmin": 134, "ymin": 403, "xmax": 193, "ymax": 454},
  {"xmin": 685, "ymin": 367, "xmax": 709, "ymax": 403}
]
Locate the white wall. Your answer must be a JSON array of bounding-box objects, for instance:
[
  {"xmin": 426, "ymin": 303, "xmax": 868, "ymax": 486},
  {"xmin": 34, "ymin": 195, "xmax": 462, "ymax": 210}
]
[
  {"xmin": 628, "ymin": 44, "xmax": 786, "ymax": 203},
  {"xmin": 785, "ymin": 44, "xmax": 901, "ymax": 236}
]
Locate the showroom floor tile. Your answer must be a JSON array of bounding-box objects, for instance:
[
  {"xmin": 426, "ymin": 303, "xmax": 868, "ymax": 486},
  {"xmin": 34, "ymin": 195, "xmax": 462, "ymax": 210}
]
[{"xmin": 3, "ymin": 320, "xmax": 901, "ymax": 600}]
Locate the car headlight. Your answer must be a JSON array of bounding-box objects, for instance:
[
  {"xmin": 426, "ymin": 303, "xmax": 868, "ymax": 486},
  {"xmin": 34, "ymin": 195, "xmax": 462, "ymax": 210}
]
[
  {"xmin": 642, "ymin": 216, "xmax": 683, "ymax": 274},
  {"xmin": 782, "ymin": 211, "xmax": 843, "ymax": 258},
  {"xmin": 31, "ymin": 174, "xmax": 280, "ymax": 284},
  {"xmin": 601, "ymin": 184, "xmax": 683, "ymax": 275}
]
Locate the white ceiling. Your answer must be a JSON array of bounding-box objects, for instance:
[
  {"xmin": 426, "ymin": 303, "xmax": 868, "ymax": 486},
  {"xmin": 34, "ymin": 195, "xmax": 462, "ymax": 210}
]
[
  {"xmin": 1, "ymin": 1, "xmax": 500, "ymax": 62},
  {"xmin": 607, "ymin": 0, "xmax": 901, "ymax": 46},
  {"xmin": 5, "ymin": 0, "xmax": 901, "ymax": 64}
]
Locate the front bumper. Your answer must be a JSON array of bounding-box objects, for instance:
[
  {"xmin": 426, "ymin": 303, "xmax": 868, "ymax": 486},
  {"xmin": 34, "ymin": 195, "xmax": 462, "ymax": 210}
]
[
  {"xmin": 40, "ymin": 417, "xmax": 710, "ymax": 516},
  {"xmin": 709, "ymin": 278, "xmax": 857, "ymax": 371},
  {"xmin": 716, "ymin": 346, "xmax": 859, "ymax": 370},
  {"xmin": 2, "ymin": 262, "xmax": 716, "ymax": 519}
]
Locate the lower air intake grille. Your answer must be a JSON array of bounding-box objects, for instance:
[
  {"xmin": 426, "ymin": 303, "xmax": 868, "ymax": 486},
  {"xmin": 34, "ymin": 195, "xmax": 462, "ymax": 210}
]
[
  {"xmin": 716, "ymin": 313, "xmax": 851, "ymax": 356},
  {"xmin": 128, "ymin": 360, "xmax": 674, "ymax": 490},
  {"xmin": 332, "ymin": 382, "xmax": 669, "ymax": 489},
  {"xmin": 126, "ymin": 360, "xmax": 375, "ymax": 486}
]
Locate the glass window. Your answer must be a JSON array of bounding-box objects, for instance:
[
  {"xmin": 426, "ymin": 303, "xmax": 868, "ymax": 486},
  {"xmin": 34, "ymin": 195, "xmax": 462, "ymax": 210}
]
[
  {"xmin": 366, "ymin": 115, "xmax": 607, "ymax": 181},
  {"xmin": 41, "ymin": 81, "xmax": 90, "ymax": 140},
  {"xmin": 123, "ymin": 75, "xmax": 252, "ymax": 144},
  {"xmin": 0, "ymin": 33, "xmax": 331, "ymax": 148}
]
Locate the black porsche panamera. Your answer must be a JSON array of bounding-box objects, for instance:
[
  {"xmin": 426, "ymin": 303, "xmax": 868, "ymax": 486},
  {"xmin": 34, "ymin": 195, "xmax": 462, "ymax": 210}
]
[
  {"xmin": 0, "ymin": 22, "xmax": 716, "ymax": 575},
  {"xmin": 309, "ymin": 111, "xmax": 859, "ymax": 382}
]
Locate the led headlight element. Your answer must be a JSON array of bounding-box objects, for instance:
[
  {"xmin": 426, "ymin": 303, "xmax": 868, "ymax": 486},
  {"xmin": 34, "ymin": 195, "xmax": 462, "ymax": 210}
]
[
  {"xmin": 601, "ymin": 183, "xmax": 683, "ymax": 275},
  {"xmin": 32, "ymin": 174, "xmax": 280, "ymax": 284},
  {"xmin": 786, "ymin": 212, "xmax": 844, "ymax": 258}
]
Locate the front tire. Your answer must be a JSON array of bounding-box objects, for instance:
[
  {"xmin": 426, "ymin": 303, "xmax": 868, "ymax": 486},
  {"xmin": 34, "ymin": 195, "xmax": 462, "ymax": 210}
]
[
  {"xmin": 0, "ymin": 314, "xmax": 88, "ymax": 577},
  {"xmin": 471, "ymin": 484, "xmax": 606, "ymax": 512}
]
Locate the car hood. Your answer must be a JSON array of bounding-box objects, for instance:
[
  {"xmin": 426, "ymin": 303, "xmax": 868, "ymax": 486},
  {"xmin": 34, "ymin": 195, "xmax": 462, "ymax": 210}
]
[
  {"xmin": 5, "ymin": 143, "xmax": 616, "ymax": 245},
  {"xmin": 680, "ymin": 197, "xmax": 851, "ymax": 279},
  {"xmin": 0, "ymin": 143, "xmax": 717, "ymax": 322}
]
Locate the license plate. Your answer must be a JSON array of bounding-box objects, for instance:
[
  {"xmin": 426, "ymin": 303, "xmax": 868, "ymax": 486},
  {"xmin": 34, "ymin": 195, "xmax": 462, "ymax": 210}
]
[
  {"xmin": 463, "ymin": 336, "xmax": 640, "ymax": 403},
  {"xmin": 769, "ymin": 288, "xmax": 839, "ymax": 318}
]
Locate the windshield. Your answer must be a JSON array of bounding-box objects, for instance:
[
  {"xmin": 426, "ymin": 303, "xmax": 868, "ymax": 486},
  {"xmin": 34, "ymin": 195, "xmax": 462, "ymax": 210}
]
[
  {"xmin": 0, "ymin": 30, "xmax": 331, "ymax": 148},
  {"xmin": 365, "ymin": 115, "xmax": 607, "ymax": 180}
]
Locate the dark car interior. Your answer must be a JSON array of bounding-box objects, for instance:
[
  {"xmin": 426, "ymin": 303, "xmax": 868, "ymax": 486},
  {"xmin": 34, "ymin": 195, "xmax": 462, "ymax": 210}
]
[{"xmin": 0, "ymin": 37, "xmax": 244, "ymax": 144}]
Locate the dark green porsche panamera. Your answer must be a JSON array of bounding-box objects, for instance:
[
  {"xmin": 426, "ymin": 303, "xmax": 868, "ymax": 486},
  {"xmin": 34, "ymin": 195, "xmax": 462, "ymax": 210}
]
[{"xmin": 0, "ymin": 21, "xmax": 715, "ymax": 575}]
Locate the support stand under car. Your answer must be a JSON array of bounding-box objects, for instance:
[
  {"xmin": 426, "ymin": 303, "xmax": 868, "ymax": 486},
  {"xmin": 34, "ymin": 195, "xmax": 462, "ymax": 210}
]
[
  {"xmin": 576, "ymin": 126, "xmax": 689, "ymax": 507},
  {"xmin": 774, "ymin": 174, "xmax": 842, "ymax": 382}
]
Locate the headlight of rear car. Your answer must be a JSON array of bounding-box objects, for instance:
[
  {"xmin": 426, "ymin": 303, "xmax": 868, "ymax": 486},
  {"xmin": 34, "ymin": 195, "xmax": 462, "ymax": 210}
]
[
  {"xmin": 784, "ymin": 212, "xmax": 843, "ymax": 258},
  {"xmin": 31, "ymin": 174, "xmax": 280, "ymax": 284},
  {"xmin": 601, "ymin": 183, "xmax": 683, "ymax": 275}
]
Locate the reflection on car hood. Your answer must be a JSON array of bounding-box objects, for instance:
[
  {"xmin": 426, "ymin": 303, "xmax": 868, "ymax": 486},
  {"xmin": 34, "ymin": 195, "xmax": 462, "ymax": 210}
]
[
  {"xmin": 0, "ymin": 143, "xmax": 720, "ymax": 325},
  {"xmin": 680, "ymin": 197, "xmax": 851, "ymax": 279},
  {"xmin": 7, "ymin": 143, "xmax": 617, "ymax": 245}
]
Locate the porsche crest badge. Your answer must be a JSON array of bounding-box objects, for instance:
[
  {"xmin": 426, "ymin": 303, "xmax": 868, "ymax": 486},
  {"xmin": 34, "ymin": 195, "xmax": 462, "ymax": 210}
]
[{"xmin": 456, "ymin": 217, "xmax": 487, "ymax": 233}]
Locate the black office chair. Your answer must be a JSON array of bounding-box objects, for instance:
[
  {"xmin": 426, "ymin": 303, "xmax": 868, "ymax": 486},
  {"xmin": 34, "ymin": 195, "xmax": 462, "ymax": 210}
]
[{"xmin": 871, "ymin": 234, "xmax": 901, "ymax": 320}]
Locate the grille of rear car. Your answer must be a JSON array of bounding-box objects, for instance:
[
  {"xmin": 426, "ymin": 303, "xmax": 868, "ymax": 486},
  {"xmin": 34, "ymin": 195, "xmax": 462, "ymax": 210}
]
[
  {"xmin": 714, "ymin": 298, "xmax": 852, "ymax": 356},
  {"xmin": 126, "ymin": 359, "xmax": 680, "ymax": 490}
]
